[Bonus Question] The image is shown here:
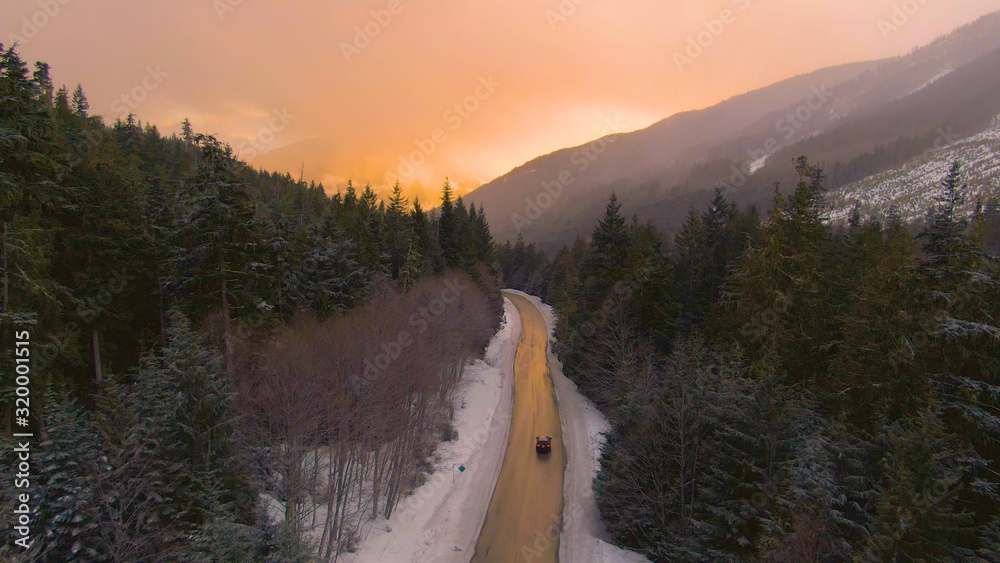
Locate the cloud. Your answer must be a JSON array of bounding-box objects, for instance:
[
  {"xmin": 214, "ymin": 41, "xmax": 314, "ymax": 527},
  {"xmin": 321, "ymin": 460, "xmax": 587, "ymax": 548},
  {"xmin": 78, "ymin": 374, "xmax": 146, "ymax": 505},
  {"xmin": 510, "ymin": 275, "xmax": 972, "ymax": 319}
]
[{"xmin": 7, "ymin": 0, "xmax": 998, "ymax": 198}]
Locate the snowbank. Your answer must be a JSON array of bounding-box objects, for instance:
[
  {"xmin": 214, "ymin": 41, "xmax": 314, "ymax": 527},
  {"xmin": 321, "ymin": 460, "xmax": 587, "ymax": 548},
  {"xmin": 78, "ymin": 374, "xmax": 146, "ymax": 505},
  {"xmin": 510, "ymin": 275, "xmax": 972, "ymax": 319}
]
[
  {"xmin": 342, "ymin": 297, "xmax": 520, "ymax": 563},
  {"xmin": 504, "ymin": 290, "xmax": 649, "ymax": 563},
  {"xmin": 344, "ymin": 291, "xmax": 647, "ymax": 563}
]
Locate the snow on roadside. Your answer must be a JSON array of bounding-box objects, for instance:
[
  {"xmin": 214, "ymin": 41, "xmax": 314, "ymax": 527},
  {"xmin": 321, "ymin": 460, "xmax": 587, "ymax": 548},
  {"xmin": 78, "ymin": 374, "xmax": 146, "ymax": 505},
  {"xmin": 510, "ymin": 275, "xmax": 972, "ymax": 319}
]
[
  {"xmin": 342, "ymin": 297, "xmax": 520, "ymax": 563},
  {"xmin": 504, "ymin": 290, "xmax": 649, "ymax": 563}
]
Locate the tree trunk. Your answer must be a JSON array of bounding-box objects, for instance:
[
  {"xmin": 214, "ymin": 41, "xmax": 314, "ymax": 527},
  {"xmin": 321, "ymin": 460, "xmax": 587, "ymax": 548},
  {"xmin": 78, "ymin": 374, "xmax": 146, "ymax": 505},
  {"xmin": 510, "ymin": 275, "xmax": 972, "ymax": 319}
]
[
  {"xmin": 158, "ymin": 289, "xmax": 168, "ymax": 349},
  {"xmin": 2, "ymin": 223, "xmax": 7, "ymax": 316},
  {"xmin": 92, "ymin": 326, "xmax": 104, "ymax": 384},
  {"xmin": 277, "ymin": 250, "xmax": 285, "ymax": 323},
  {"xmin": 221, "ymin": 258, "xmax": 234, "ymax": 376}
]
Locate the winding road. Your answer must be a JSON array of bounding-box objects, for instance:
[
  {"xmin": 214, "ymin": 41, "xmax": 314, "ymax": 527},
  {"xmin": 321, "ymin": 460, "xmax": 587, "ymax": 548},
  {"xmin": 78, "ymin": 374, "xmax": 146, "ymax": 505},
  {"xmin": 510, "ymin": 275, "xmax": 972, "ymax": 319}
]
[{"xmin": 472, "ymin": 292, "xmax": 566, "ymax": 562}]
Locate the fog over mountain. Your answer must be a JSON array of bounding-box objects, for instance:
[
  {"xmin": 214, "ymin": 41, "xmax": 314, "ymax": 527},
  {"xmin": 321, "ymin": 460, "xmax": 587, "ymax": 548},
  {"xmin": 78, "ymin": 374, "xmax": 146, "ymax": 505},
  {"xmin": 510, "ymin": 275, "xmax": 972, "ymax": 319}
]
[{"xmin": 465, "ymin": 11, "xmax": 1000, "ymax": 250}]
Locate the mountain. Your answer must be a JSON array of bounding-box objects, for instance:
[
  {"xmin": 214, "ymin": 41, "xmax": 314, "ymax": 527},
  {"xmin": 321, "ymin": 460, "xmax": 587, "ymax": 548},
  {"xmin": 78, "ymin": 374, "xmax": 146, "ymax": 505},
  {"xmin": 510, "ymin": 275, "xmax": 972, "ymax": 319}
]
[
  {"xmin": 464, "ymin": 11, "xmax": 1000, "ymax": 251},
  {"xmin": 826, "ymin": 118, "xmax": 1000, "ymax": 225}
]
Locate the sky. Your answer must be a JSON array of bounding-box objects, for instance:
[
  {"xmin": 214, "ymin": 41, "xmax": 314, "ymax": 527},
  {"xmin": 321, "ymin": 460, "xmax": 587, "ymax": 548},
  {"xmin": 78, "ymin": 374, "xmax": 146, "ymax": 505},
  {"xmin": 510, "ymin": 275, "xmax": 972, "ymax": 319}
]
[{"xmin": 4, "ymin": 0, "xmax": 999, "ymax": 202}]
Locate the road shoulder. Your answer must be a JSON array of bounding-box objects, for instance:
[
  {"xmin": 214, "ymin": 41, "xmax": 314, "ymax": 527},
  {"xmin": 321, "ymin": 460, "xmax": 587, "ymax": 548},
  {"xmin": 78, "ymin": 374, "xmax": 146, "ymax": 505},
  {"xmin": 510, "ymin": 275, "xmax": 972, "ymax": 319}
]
[
  {"xmin": 503, "ymin": 290, "xmax": 650, "ymax": 563},
  {"xmin": 342, "ymin": 296, "xmax": 520, "ymax": 562}
]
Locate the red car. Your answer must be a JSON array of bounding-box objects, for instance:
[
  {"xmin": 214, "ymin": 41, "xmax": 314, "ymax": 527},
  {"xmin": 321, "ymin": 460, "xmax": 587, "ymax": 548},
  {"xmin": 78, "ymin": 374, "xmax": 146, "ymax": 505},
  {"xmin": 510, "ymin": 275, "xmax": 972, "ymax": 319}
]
[{"xmin": 535, "ymin": 436, "xmax": 552, "ymax": 453}]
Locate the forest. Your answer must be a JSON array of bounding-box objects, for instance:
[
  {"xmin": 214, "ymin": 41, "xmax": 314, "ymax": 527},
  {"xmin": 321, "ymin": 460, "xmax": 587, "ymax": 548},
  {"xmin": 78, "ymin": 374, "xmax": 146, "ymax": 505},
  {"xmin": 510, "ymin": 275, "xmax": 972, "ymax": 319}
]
[
  {"xmin": 503, "ymin": 158, "xmax": 1000, "ymax": 561},
  {"xmin": 6, "ymin": 28, "xmax": 1000, "ymax": 562},
  {"xmin": 0, "ymin": 45, "xmax": 501, "ymax": 561}
]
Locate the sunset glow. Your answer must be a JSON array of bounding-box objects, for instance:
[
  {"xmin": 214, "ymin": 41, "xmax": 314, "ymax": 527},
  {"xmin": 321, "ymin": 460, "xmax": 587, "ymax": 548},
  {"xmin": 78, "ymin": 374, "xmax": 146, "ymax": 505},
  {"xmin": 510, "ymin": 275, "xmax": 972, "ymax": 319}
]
[{"xmin": 6, "ymin": 0, "xmax": 998, "ymax": 200}]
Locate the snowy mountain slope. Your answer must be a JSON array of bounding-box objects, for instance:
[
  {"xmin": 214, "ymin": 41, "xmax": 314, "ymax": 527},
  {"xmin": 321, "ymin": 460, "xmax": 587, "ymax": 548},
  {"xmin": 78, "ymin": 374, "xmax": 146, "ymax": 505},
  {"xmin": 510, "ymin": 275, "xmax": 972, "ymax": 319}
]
[
  {"xmin": 826, "ymin": 117, "xmax": 1000, "ymax": 224},
  {"xmin": 465, "ymin": 11, "xmax": 1000, "ymax": 250}
]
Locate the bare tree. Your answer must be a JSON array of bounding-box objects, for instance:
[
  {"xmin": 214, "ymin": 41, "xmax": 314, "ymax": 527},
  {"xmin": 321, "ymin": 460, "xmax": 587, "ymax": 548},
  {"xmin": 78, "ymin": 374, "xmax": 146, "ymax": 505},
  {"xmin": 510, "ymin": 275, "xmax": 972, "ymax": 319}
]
[{"xmin": 238, "ymin": 271, "xmax": 499, "ymax": 560}]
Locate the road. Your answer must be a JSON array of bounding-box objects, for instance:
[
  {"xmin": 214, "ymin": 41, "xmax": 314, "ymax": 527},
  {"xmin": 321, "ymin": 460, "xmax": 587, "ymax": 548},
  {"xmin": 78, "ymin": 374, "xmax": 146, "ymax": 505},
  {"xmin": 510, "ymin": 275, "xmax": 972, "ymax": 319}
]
[{"xmin": 472, "ymin": 292, "xmax": 565, "ymax": 562}]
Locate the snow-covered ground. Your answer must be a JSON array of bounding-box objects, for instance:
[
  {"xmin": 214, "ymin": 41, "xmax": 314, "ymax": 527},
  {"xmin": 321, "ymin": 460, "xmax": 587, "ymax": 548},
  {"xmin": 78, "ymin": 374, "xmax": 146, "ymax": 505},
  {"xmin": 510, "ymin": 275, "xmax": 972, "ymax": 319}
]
[
  {"xmin": 344, "ymin": 292, "xmax": 647, "ymax": 562},
  {"xmin": 826, "ymin": 117, "xmax": 1000, "ymax": 224},
  {"xmin": 505, "ymin": 290, "xmax": 649, "ymax": 563},
  {"xmin": 343, "ymin": 297, "xmax": 519, "ymax": 563},
  {"xmin": 748, "ymin": 154, "xmax": 769, "ymax": 175},
  {"xmin": 908, "ymin": 66, "xmax": 954, "ymax": 95}
]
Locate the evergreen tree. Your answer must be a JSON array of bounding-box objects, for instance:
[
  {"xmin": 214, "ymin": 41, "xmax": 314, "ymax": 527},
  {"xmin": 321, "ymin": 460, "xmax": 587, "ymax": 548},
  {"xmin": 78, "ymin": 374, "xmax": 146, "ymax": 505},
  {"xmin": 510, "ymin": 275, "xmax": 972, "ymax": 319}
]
[
  {"xmin": 71, "ymin": 84, "xmax": 89, "ymax": 117},
  {"xmin": 588, "ymin": 193, "xmax": 630, "ymax": 282},
  {"xmin": 918, "ymin": 163, "xmax": 1000, "ymax": 471},
  {"xmin": 385, "ymin": 181, "xmax": 414, "ymax": 280},
  {"xmin": 166, "ymin": 134, "xmax": 259, "ymax": 375},
  {"xmin": 437, "ymin": 179, "xmax": 457, "ymax": 269},
  {"xmin": 723, "ymin": 158, "xmax": 834, "ymax": 388},
  {"xmin": 674, "ymin": 208, "xmax": 710, "ymax": 330},
  {"xmin": 27, "ymin": 396, "xmax": 106, "ymax": 561}
]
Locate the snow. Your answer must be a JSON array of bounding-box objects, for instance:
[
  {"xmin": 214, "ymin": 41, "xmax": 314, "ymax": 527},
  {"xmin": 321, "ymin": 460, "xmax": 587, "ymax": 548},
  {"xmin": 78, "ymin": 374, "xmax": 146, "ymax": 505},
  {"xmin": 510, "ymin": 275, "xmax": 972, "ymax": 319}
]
[
  {"xmin": 504, "ymin": 290, "xmax": 650, "ymax": 563},
  {"xmin": 909, "ymin": 66, "xmax": 954, "ymax": 95},
  {"xmin": 748, "ymin": 154, "xmax": 769, "ymax": 175},
  {"xmin": 343, "ymin": 292, "xmax": 648, "ymax": 562},
  {"xmin": 342, "ymin": 297, "xmax": 520, "ymax": 563},
  {"xmin": 827, "ymin": 119, "xmax": 1000, "ymax": 225}
]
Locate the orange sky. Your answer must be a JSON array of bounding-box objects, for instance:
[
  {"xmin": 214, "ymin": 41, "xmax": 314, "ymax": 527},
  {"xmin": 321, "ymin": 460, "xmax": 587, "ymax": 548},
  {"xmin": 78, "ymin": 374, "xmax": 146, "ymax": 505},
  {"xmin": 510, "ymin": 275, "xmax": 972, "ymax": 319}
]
[{"xmin": 5, "ymin": 0, "xmax": 999, "ymax": 201}]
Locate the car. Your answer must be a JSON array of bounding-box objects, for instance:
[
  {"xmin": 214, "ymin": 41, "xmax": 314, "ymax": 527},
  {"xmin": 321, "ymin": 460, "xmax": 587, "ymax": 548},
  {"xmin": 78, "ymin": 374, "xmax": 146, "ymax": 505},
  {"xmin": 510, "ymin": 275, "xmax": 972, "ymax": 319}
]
[{"xmin": 535, "ymin": 435, "xmax": 552, "ymax": 453}]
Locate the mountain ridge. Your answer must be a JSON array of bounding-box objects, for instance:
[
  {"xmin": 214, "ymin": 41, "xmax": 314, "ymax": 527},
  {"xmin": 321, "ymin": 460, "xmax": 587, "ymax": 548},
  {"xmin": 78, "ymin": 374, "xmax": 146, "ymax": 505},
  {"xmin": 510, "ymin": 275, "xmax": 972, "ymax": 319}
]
[{"xmin": 466, "ymin": 10, "xmax": 1000, "ymax": 251}]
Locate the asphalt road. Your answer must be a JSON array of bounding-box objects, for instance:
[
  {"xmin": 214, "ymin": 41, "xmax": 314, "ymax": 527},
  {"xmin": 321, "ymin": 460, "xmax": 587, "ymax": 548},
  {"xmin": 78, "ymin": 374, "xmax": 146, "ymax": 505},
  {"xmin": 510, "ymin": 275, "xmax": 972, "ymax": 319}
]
[{"xmin": 472, "ymin": 293, "xmax": 565, "ymax": 563}]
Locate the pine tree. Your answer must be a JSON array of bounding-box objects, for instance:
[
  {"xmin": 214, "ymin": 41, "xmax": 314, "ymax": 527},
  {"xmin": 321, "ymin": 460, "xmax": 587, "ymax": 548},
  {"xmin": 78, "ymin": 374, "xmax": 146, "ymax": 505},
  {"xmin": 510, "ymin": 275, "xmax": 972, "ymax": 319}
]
[
  {"xmin": 917, "ymin": 162, "xmax": 1000, "ymax": 470},
  {"xmin": 385, "ymin": 181, "xmax": 414, "ymax": 280},
  {"xmin": 920, "ymin": 162, "xmax": 969, "ymax": 272},
  {"xmin": 53, "ymin": 118, "xmax": 152, "ymax": 385},
  {"xmin": 438, "ymin": 179, "xmax": 457, "ymax": 268},
  {"xmin": 589, "ymin": 193, "xmax": 630, "ymax": 280},
  {"xmin": 828, "ymin": 220, "xmax": 928, "ymax": 426},
  {"xmin": 674, "ymin": 208, "xmax": 710, "ymax": 329},
  {"xmin": 161, "ymin": 311, "xmax": 256, "ymax": 526},
  {"xmin": 724, "ymin": 159, "xmax": 834, "ymax": 388},
  {"xmin": 53, "ymin": 84, "xmax": 71, "ymax": 118},
  {"xmin": 28, "ymin": 396, "xmax": 106, "ymax": 561},
  {"xmin": 0, "ymin": 45, "xmax": 67, "ymax": 325},
  {"xmin": 32, "ymin": 61, "xmax": 53, "ymax": 108},
  {"xmin": 596, "ymin": 338, "xmax": 761, "ymax": 560},
  {"xmin": 71, "ymin": 84, "xmax": 89, "ymax": 117},
  {"xmin": 181, "ymin": 118, "xmax": 194, "ymax": 143},
  {"xmin": 166, "ymin": 134, "xmax": 259, "ymax": 375},
  {"xmin": 473, "ymin": 204, "xmax": 495, "ymax": 266}
]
